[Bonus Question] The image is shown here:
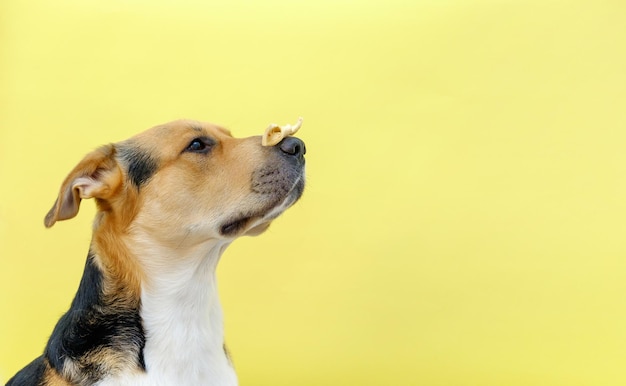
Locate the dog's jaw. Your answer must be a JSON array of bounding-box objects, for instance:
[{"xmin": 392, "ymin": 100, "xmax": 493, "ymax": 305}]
[{"xmin": 96, "ymin": 235, "xmax": 237, "ymax": 386}]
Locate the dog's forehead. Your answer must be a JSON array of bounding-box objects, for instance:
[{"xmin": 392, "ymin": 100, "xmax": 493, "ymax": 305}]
[
  {"xmin": 128, "ymin": 120, "xmax": 232, "ymax": 145},
  {"xmin": 114, "ymin": 120, "xmax": 235, "ymax": 187}
]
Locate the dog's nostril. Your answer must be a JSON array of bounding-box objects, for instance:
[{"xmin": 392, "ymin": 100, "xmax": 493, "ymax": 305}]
[{"xmin": 279, "ymin": 137, "xmax": 306, "ymax": 157}]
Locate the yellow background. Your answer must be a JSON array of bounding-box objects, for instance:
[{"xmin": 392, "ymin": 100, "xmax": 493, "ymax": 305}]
[{"xmin": 1, "ymin": 0, "xmax": 626, "ymax": 384}]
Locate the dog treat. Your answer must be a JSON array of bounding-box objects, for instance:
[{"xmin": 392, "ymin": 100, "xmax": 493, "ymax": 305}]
[{"xmin": 262, "ymin": 117, "xmax": 303, "ymax": 146}]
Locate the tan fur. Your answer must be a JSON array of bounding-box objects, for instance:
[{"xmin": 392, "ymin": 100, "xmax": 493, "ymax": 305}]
[{"xmin": 41, "ymin": 359, "xmax": 71, "ymax": 386}]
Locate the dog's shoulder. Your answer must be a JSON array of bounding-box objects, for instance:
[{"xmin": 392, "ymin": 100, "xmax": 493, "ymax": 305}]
[
  {"xmin": 7, "ymin": 254, "xmax": 146, "ymax": 386},
  {"xmin": 41, "ymin": 254, "xmax": 146, "ymax": 385}
]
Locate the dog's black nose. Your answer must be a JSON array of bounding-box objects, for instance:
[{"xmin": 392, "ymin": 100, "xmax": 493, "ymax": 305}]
[{"xmin": 279, "ymin": 137, "xmax": 306, "ymax": 157}]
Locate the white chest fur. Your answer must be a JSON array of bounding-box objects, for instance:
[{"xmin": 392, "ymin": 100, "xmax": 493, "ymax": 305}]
[{"xmin": 96, "ymin": 241, "xmax": 238, "ymax": 386}]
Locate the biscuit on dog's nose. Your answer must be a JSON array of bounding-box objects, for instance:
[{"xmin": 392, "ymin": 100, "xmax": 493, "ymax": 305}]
[{"xmin": 262, "ymin": 117, "xmax": 303, "ymax": 146}]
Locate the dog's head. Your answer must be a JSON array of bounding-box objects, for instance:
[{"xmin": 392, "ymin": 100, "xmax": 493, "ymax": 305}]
[{"xmin": 44, "ymin": 120, "xmax": 305, "ymax": 246}]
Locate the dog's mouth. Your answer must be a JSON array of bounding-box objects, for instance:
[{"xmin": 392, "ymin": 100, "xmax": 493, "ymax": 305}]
[
  {"xmin": 219, "ymin": 166, "xmax": 304, "ymax": 238},
  {"xmin": 220, "ymin": 217, "xmax": 252, "ymax": 236}
]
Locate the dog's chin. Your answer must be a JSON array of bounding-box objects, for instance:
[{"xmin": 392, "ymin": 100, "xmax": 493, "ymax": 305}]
[
  {"xmin": 244, "ymin": 222, "xmax": 272, "ymax": 236},
  {"xmin": 220, "ymin": 176, "xmax": 304, "ymax": 239}
]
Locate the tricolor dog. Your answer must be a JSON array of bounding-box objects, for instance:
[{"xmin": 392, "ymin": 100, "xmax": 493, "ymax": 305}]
[{"xmin": 7, "ymin": 119, "xmax": 306, "ymax": 386}]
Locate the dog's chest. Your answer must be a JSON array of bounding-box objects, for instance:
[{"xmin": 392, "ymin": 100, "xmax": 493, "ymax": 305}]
[{"xmin": 96, "ymin": 265, "xmax": 237, "ymax": 386}]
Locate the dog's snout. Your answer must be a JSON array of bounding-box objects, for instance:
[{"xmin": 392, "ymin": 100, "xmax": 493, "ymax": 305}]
[{"xmin": 278, "ymin": 137, "xmax": 306, "ymax": 158}]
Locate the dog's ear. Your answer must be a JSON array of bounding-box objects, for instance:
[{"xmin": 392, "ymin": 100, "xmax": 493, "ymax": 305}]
[{"xmin": 44, "ymin": 144, "xmax": 122, "ymax": 228}]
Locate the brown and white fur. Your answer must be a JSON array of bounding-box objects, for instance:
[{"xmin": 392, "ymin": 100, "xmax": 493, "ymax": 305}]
[{"xmin": 7, "ymin": 120, "xmax": 306, "ymax": 386}]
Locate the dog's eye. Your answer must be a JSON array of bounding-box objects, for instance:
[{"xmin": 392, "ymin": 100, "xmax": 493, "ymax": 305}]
[{"xmin": 185, "ymin": 138, "xmax": 213, "ymax": 154}]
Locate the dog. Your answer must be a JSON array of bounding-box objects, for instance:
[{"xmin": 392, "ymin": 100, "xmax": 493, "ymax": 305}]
[{"xmin": 6, "ymin": 119, "xmax": 306, "ymax": 386}]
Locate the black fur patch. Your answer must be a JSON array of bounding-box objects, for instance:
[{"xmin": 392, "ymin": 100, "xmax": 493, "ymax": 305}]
[
  {"xmin": 43, "ymin": 253, "xmax": 145, "ymax": 384},
  {"xmin": 117, "ymin": 145, "xmax": 158, "ymax": 188},
  {"xmin": 5, "ymin": 356, "xmax": 46, "ymax": 386}
]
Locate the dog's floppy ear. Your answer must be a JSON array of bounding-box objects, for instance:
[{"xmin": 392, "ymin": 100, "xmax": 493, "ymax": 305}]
[{"xmin": 44, "ymin": 144, "xmax": 122, "ymax": 228}]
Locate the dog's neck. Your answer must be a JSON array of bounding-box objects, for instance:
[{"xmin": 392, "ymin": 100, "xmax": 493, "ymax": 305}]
[
  {"xmin": 128, "ymin": 232, "xmax": 237, "ymax": 385},
  {"xmin": 87, "ymin": 225, "xmax": 238, "ymax": 386}
]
